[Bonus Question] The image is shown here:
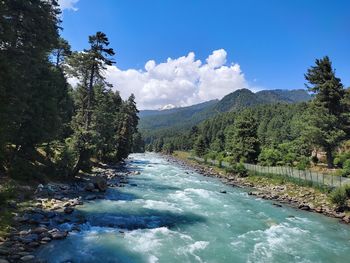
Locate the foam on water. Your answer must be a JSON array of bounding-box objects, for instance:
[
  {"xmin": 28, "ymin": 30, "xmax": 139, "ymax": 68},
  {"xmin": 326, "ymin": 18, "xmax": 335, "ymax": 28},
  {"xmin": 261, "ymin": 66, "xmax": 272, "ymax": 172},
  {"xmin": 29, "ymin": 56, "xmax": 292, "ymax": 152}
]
[{"xmin": 37, "ymin": 153, "xmax": 350, "ymax": 263}]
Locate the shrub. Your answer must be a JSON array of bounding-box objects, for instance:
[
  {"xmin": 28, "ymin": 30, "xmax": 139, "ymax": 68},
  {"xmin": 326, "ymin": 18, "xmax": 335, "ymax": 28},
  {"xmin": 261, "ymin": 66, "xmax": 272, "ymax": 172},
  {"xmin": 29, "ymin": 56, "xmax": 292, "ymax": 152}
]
[
  {"xmin": 334, "ymin": 152, "xmax": 350, "ymax": 168},
  {"xmin": 330, "ymin": 187, "xmax": 347, "ymax": 208},
  {"xmin": 225, "ymin": 163, "xmax": 248, "ymax": 177},
  {"xmin": 342, "ymin": 160, "xmax": 350, "ymax": 176},
  {"xmin": 343, "ymin": 184, "xmax": 350, "ymax": 198},
  {"xmin": 258, "ymin": 148, "xmax": 282, "ymax": 166},
  {"xmin": 296, "ymin": 156, "xmax": 310, "ymax": 170}
]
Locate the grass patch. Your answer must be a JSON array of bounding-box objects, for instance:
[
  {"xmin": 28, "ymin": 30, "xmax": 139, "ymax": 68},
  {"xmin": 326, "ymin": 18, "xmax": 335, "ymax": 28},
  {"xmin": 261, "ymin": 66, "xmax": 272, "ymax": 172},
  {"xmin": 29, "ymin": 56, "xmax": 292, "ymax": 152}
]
[{"xmin": 247, "ymin": 171, "xmax": 332, "ymax": 193}]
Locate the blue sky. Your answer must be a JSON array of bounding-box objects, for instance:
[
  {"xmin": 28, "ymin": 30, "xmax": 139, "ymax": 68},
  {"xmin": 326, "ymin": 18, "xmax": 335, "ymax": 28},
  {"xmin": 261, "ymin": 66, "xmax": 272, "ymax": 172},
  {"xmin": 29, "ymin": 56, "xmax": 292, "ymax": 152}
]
[{"xmin": 59, "ymin": 0, "xmax": 350, "ymax": 109}]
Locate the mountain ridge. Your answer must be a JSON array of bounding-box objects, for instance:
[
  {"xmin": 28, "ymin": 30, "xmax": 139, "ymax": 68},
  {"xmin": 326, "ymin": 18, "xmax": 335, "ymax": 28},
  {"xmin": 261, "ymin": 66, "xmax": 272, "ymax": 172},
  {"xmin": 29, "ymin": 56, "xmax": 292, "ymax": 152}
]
[{"xmin": 139, "ymin": 88, "xmax": 311, "ymax": 133}]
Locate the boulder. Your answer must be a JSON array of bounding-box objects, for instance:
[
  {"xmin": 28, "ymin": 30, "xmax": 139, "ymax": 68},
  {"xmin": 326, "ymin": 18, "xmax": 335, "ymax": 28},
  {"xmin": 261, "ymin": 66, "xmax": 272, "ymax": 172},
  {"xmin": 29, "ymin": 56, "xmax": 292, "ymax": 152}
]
[
  {"xmin": 0, "ymin": 259, "xmax": 10, "ymax": 263},
  {"xmin": 298, "ymin": 204, "xmax": 310, "ymax": 211},
  {"xmin": 94, "ymin": 177, "xmax": 108, "ymax": 192}
]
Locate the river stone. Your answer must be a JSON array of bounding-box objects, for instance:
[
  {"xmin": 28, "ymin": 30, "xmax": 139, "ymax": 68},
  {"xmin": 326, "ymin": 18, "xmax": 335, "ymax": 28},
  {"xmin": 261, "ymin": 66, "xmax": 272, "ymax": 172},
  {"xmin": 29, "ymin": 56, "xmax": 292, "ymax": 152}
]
[
  {"xmin": 94, "ymin": 177, "xmax": 108, "ymax": 192},
  {"xmin": 41, "ymin": 237, "xmax": 51, "ymax": 242},
  {"xmin": 0, "ymin": 259, "xmax": 9, "ymax": 263},
  {"xmin": 85, "ymin": 183, "xmax": 95, "ymax": 192},
  {"xmin": 0, "ymin": 248, "xmax": 10, "ymax": 256},
  {"xmin": 298, "ymin": 204, "xmax": 310, "ymax": 211},
  {"xmin": 28, "ymin": 241, "xmax": 40, "ymax": 248},
  {"xmin": 51, "ymin": 231, "xmax": 67, "ymax": 240},
  {"xmin": 20, "ymin": 255, "xmax": 35, "ymax": 261},
  {"xmin": 20, "ymin": 234, "xmax": 39, "ymax": 244},
  {"xmin": 32, "ymin": 226, "xmax": 48, "ymax": 234}
]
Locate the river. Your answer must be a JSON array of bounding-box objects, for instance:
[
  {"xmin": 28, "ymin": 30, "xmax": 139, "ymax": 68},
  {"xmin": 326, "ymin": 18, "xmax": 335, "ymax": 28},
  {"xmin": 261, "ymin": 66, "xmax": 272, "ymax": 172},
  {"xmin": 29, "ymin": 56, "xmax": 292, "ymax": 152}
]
[{"xmin": 37, "ymin": 153, "xmax": 350, "ymax": 263}]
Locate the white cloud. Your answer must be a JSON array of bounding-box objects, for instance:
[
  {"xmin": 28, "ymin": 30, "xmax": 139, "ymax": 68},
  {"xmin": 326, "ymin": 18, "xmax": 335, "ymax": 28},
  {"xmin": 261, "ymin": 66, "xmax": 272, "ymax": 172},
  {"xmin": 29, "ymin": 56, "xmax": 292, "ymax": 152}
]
[
  {"xmin": 58, "ymin": 0, "xmax": 79, "ymax": 11},
  {"xmin": 206, "ymin": 49, "xmax": 227, "ymax": 68},
  {"xmin": 72, "ymin": 49, "xmax": 252, "ymax": 110}
]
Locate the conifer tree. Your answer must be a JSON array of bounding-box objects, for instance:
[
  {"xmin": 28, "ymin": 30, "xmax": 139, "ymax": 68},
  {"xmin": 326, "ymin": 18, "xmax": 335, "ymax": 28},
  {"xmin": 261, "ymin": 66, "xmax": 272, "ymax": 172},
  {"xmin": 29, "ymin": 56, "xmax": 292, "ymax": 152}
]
[{"xmin": 304, "ymin": 56, "xmax": 347, "ymax": 167}]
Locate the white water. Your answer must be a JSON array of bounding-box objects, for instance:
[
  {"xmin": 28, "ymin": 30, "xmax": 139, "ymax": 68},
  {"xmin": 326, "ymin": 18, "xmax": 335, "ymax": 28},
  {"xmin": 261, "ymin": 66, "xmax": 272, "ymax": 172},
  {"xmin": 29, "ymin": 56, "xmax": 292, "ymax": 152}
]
[{"xmin": 37, "ymin": 153, "xmax": 350, "ymax": 262}]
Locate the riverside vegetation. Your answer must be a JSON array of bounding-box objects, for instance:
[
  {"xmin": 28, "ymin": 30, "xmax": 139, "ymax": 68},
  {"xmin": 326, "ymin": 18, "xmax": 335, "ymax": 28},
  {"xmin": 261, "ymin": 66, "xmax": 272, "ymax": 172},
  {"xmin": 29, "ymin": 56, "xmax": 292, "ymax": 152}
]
[{"xmin": 0, "ymin": 0, "xmax": 144, "ymax": 248}]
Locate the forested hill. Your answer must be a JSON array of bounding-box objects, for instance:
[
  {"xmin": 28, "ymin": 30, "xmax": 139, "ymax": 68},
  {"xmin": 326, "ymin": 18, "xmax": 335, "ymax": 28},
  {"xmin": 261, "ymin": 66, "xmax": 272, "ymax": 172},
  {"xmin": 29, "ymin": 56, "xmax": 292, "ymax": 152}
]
[{"xmin": 139, "ymin": 88, "xmax": 311, "ymax": 135}]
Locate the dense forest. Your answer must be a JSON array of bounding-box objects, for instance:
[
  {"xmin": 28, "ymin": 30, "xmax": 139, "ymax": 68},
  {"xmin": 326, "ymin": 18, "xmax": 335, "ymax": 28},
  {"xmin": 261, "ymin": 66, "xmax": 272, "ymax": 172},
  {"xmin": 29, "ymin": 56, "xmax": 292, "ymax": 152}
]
[
  {"xmin": 139, "ymin": 88, "xmax": 311, "ymax": 141},
  {"xmin": 0, "ymin": 0, "xmax": 144, "ymax": 180},
  {"xmin": 146, "ymin": 57, "xmax": 350, "ymax": 175}
]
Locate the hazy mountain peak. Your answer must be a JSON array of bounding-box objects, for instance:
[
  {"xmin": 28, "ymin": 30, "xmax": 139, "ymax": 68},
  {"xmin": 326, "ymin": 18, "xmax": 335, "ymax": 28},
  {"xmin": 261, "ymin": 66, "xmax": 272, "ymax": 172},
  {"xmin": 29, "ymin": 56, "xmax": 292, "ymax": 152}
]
[{"xmin": 159, "ymin": 104, "xmax": 177, "ymax": 110}]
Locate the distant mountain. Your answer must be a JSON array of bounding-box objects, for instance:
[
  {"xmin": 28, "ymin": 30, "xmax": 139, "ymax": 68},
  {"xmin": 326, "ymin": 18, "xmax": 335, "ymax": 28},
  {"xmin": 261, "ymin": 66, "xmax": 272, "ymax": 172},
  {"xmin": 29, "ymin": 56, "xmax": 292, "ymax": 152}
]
[
  {"xmin": 215, "ymin": 88, "xmax": 311, "ymax": 112},
  {"xmin": 139, "ymin": 89, "xmax": 311, "ymax": 133},
  {"xmin": 138, "ymin": 100, "xmax": 218, "ymax": 130}
]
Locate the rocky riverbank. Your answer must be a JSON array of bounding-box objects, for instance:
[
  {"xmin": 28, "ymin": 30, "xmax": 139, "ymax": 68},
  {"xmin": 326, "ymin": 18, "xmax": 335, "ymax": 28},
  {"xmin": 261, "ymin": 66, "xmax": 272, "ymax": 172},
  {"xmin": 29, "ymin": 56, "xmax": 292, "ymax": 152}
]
[
  {"xmin": 0, "ymin": 164, "xmax": 139, "ymax": 263},
  {"xmin": 167, "ymin": 154, "xmax": 350, "ymax": 225}
]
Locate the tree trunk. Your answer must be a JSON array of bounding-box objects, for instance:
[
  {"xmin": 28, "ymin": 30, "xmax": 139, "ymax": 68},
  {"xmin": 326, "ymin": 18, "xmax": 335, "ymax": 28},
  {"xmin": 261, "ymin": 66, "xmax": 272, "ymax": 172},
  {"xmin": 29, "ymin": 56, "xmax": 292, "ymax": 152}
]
[
  {"xmin": 86, "ymin": 64, "xmax": 95, "ymax": 130},
  {"xmin": 326, "ymin": 148, "xmax": 334, "ymax": 168}
]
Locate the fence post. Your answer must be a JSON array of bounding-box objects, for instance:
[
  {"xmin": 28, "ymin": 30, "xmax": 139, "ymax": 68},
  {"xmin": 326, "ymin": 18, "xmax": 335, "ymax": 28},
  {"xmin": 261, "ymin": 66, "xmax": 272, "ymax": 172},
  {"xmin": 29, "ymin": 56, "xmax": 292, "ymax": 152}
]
[
  {"xmin": 340, "ymin": 175, "xmax": 342, "ymax": 187},
  {"xmin": 322, "ymin": 174, "xmax": 324, "ymax": 186},
  {"xmin": 331, "ymin": 175, "xmax": 333, "ymax": 188},
  {"xmin": 309, "ymin": 170, "xmax": 313, "ymax": 185}
]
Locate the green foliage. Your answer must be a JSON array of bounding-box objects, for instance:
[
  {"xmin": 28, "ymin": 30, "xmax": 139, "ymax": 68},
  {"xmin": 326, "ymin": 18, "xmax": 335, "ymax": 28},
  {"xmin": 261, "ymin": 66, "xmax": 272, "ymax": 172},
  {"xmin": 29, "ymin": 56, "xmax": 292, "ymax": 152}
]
[
  {"xmin": 194, "ymin": 136, "xmax": 207, "ymax": 157},
  {"xmin": 296, "ymin": 156, "xmax": 311, "ymax": 170},
  {"xmin": 0, "ymin": 2, "xmax": 140, "ymax": 179},
  {"xmin": 162, "ymin": 142, "xmax": 175, "ymax": 154},
  {"xmin": 258, "ymin": 148, "xmax": 282, "ymax": 166},
  {"xmin": 334, "ymin": 152, "xmax": 350, "ymax": 168},
  {"xmin": 330, "ymin": 187, "xmax": 347, "ymax": 208},
  {"xmin": 140, "ymin": 89, "xmax": 310, "ymax": 151},
  {"xmin": 132, "ymin": 132, "xmax": 146, "ymax": 153},
  {"xmin": 303, "ymin": 56, "xmax": 348, "ymax": 168},
  {"xmin": 225, "ymin": 163, "xmax": 248, "ymax": 177},
  {"xmin": 225, "ymin": 110, "xmax": 260, "ymax": 163}
]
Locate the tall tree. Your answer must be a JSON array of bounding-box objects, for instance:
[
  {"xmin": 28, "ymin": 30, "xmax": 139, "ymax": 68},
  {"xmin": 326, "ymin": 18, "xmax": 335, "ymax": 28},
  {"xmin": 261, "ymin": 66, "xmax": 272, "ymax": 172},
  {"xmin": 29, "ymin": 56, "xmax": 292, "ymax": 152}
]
[
  {"xmin": 304, "ymin": 56, "xmax": 347, "ymax": 167},
  {"xmin": 225, "ymin": 110, "xmax": 260, "ymax": 163},
  {"xmin": 0, "ymin": 0, "xmax": 70, "ymax": 174}
]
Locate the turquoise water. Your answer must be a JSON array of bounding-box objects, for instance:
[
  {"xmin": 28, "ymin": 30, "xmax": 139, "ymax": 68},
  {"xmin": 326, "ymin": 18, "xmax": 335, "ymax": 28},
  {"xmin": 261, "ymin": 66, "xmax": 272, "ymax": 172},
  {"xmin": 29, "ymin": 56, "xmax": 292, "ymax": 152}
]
[{"xmin": 37, "ymin": 153, "xmax": 350, "ymax": 263}]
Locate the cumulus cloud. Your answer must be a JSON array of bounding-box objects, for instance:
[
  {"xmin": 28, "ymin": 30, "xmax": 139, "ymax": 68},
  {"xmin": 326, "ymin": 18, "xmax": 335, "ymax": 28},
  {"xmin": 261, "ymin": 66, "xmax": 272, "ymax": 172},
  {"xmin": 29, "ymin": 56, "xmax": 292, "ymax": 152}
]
[
  {"xmin": 74, "ymin": 49, "xmax": 251, "ymax": 109},
  {"xmin": 58, "ymin": 0, "xmax": 79, "ymax": 11}
]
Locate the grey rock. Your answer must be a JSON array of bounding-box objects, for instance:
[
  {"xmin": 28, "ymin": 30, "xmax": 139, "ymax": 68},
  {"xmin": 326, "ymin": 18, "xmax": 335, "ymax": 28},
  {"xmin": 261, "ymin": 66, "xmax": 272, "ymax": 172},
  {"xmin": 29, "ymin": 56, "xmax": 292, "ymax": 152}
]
[
  {"xmin": 20, "ymin": 255, "xmax": 35, "ymax": 261},
  {"xmin": 51, "ymin": 231, "xmax": 67, "ymax": 240},
  {"xmin": 94, "ymin": 177, "xmax": 108, "ymax": 192},
  {"xmin": 32, "ymin": 226, "xmax": 48, "ymax": 234},
  {"xmin": 84, "ymin": 183, "xmax": 95, "ymax": 192}
]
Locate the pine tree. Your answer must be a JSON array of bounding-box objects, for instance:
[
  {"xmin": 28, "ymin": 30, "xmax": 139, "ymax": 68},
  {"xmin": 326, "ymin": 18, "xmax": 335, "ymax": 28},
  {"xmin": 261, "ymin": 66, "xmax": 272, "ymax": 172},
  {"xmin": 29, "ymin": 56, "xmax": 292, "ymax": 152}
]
[
  {"xmin": 194, "ymin": 136, "xmax": 207, "ymax": 157},
  {"xmin": 225, "ymin": 111, "xmax": 260, "ymax": 163},
  {"xmin": 304, "ymin": 56, "xmax": 347, "ymax": 167},
  {"xmin": 0, "ymin": 0, "xmax": 70, "ymax": 175}
]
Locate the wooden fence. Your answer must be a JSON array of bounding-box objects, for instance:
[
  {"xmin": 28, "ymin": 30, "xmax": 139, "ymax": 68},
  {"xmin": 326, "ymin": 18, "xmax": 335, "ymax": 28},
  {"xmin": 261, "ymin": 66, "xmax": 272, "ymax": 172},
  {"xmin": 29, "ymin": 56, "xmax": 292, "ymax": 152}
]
[{"xmin": 192, "ymin": 156, "xmax": 350, "ymax": 188}]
